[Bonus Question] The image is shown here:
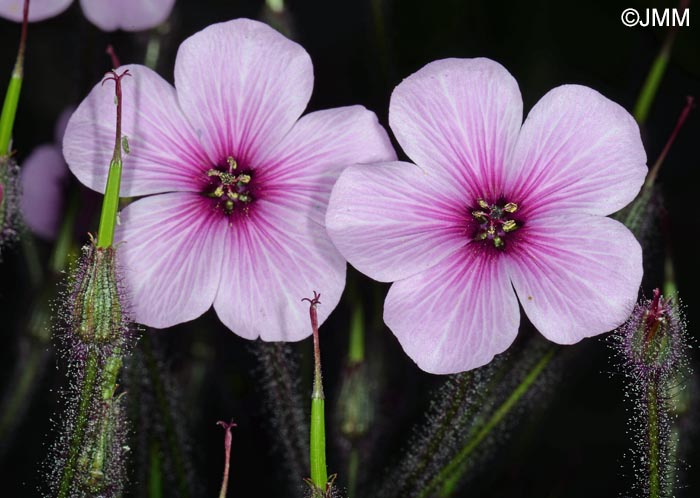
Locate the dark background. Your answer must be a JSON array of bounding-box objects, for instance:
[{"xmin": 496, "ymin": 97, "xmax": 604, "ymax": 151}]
[{"xmin": 0, "ymin": 0, "xmax": 698, "ymax": 497}]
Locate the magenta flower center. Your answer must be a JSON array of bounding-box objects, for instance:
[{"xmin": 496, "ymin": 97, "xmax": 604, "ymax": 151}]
[
  {"xmin": 470, "ymin": 198, "xmax": 520, "ymax": 249},
  {"xmin": 203, "ymin": 156, "xmax": 255, "ymax": 215}
]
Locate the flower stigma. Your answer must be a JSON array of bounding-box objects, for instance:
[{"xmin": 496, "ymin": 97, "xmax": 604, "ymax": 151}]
[
  {"xmin": 204, "ymin": 156, "xmax": 254, "ymax": 216},
  {"xmin": 470, "ymin": 198, "xmax": 520, "ymax": 249}
]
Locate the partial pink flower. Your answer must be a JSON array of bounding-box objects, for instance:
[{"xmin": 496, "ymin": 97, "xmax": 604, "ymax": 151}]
[
  {"xmin": 79, "ymin": 0, "xmax": 175, "ymax": 32},
  {"xmin": 0, "ymin": 0, "xmax": 174, "ymax": 31},
  {"xmin": 326, "ymin": 58, "xmax": 647, "ymax": 374},
  {"xmin": 0, "ymin": 0, "xmax": 72, "ymax": 22},
  {"xmin": 64, "ymin": 19, "xmax": 395, "ymax": 340},
  {"xmin": 20, "ymin": 108, "xmax": 73, "ymax": 239}
]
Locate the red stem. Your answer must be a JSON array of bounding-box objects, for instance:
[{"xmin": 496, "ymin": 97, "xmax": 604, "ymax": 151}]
[
  {"xmin": 216, "ymin": 419, "xmax": 237, "ymax": 498},
  {"xmin": 106, "ymin": 45, "xmax": 122, "ymax": 69},
  {"xmin": 303, "ymin": 292, "xmax": 324, "ymax": 399},
  {"xmin": 101, "ymin": 69, "xmax": 131, "ymax": 163},
  {"xmin": 646, "ymin": 96, "xmax": 695, "ymax": 188},
  {"xmin": 14, "ymin": 0, "xmax": 30, "ymax": 75}
]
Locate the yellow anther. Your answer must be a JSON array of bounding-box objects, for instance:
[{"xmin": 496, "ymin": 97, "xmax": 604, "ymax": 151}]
[
  {"xmin": 493, "ymin": 236, "xmax": 504, "ymax": 248},
  {"xmin": 487, "ymin": 226, "xmax": 496, "ymax": 236},
  {"xmin": 227, "ymin": 156, "xmax": 237, "ymax": 171},
  {"xmin": 471, "ymin": 210, "xmax": 487, "ymax": 219},
  {"xmin": 504, "ymin": 202, "xmax": 518, "ymax": 213},
  {"xmin": 238, "ymin": 174, "xmax": 252, "ymax": 184},
  {"xmin": 207, "ymin": 169, "xmax": 222, "ymax": 178},
  {"xmin": 477, "ymin": 199, "xmax": 489, "ymax": 209},
  {"xmin": 227, "ymin": 191, "xmax": 239, "ymax": 201},
  {"xmin": 212, "ymin": 185, "xmax": 224, "ymax": 198},
  {"xmin": 239, "ymin": 193, "xmax": 250, "ymax": 203},
  {"xmin": 225, "ymin": 200, "xmax": 234, "ymax": 211},
  {"xmin": 502, "ymin": 220, "xmax": 517, "ymax": 232}
]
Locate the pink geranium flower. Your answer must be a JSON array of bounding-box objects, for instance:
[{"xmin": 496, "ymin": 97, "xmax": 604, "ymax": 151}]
[
  {"xmin": 0, "ymin": 0, "xmax": 175, "ymax": 31},
  {"xmin": 326, "ymin": 58, "xmax": 647, "ymax": 374},
  {"xmin": 64, "ymin": 19, "xmax": 395, "ymax": 340}
]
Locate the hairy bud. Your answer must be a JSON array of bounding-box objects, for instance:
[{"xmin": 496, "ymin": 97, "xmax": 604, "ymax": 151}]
[
  {"xmin": 617, "ymin": 289, "xmax": 687, "ymax": 379},
  {"xmin": 67, "ymin": 243, "xmax": 129, "ymax": 354},
  {"xmin": 611, "ymin": 289, "xmax": 692, "ymax": 498},
  {"xmin": 48, "ymin": 243, "xmax": 134, "ymax": 498}
]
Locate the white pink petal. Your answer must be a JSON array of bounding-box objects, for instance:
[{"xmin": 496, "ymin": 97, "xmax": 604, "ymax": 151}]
[
  {"xmin": 114, "ymin": 192, "xmax": 226, "ymax": 328},
  {"xmin": 174, "ymin": 19, "xmax": 313, "ymax": 169},
  {"xmin": 326, "ymin": 161, "xmax": 467, "ymax": 282},
  {"xmin": 64, "ymin": 64, "xmax": 210, "ymax": 197},
  {"xmin": 506, "ymin": 214, "xmax": 642, "ymax": 344},
  {"xmin": 385, "ymin": 250, "xmax": 520, "ymax": 374},
  {"xmin": 79, "ymin": 0, "xmax": 174, "ymax": 32}
]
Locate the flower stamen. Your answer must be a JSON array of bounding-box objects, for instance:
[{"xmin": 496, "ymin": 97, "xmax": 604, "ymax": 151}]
[
  {"xmin": 470, "ymin": 198, "xmax": 520, "ymax": 249},
  {"xmin": 204, "ymin": 156, "xmax": 254, "ymax": 215}
]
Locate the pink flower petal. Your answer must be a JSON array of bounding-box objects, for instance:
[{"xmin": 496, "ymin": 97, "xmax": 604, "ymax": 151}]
[
  {"xmin": 20, "ymin": 144, "xmax": 68, "ymax": 239},
  {"xmin": 64, "ymin": 64, "xmax": 210, "ymax": 196},
  {"xmin": 326, "ymin": 161, "xmax": 468, "ymax": 282},
  {"xmin": 389, "ymin": 58, "xmax": 522, "ymax": 201},
  {"xmin": 0, "ymin": 0, "xmax": 72, "ymax": 22},
  {"xmin": 79, "ymin": 0, "xmax": 174, "ymax": 31},
  {"xmin": 506, "ymin": 214, "xmax": 642, "ymax": 344},
  {"xmin": 174, "ymin": 19, "xmax": 313, "ymax": 167},
  {"xmin": 385, "ymin": 250, "xmax": 520, "ymax": 374},
  {"xmin": 508, "ymin": 85, "xmax": 647, "ymax": 217},
  {"xmin": 213, "ymin": 199, "xmax": 346, "ymax": 342},
  {"xmin": 114, "ymin": 192, "xmax": 226, "ymax": 328},
  {"xmin": 258, "ymin": 105, "xmax": 396, "ymax": 223}
]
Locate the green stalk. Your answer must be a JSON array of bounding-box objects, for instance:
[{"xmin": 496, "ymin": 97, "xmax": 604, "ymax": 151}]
[
  {"xmin": 142, "ymin": 335, "xmax": 191, "ymax": 498},
  {"xmin": 148, "ymin": 442, "xmax": 164, "ymax": 498},
  {"xmin": 632, "ymin": 0, "xmax": 688, "ymax": 125},
  {"xmin": 347, "ymin": 449, "xmax": 359, "ymax": 498},
  {"xmin": 420, "ymin": 346, "xmax": 556, "ymax": 498},
  {"xmin": 348, "ymin": 304, "xmax": 365, "ymax": 364},
  {"xmin": 50, "ymin": 192, "xmax": 80, "ymax": 273},
  {"xmin": 0, "ymin": 0, "xmax": 28, "ymax": 157},
  {"xmin": 647, "ymin": 382, "xmax": 661, "ymax": 498},
  {"xmin": 633, "ymin": 38, "xmax": 673, "ymax": 125},
  {"xmin": 96, "ymin": 70, "xmax": 129, "ymax": 249},
  {"xmin": 21, "ymin": 235, "xmax": 43, "ymax": 288},
  {"xmin": 0, "ymin": 73, "xmax": 22, "ymax": 157},
  {"xmin": 0, "ymin": 339, "xmax": 43, "ymax": 444},
  {"xmin": 311, "ymin": 396, "xmax": 327, "ymax": 491},
  {"xmin": 96, "ymin": 158, "xmax": 123, "ymax": 248},
  {"xmin": 57, "ymin": 352, "xmax": 99, "ymax": 498},
  {"xmin": 345, "ymin": 300, "xmax": 365, "ymax": 498},
  {"xmin": 306, "ymin": 292, "xmax": 328, "ymax": 494}
]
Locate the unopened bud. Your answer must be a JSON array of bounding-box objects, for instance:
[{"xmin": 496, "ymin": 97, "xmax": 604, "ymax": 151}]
[
  {"xmin": 337, "ymin": 363, "xmax": 373, "ymax": 442},
  {"xmin": 76, "ymin": 396, "xmax": 129, "ymax": 496},
  {"xmin": 618, "ymin": 289, "xmax": 687, "ymax": 379},
  {"xmin": 69, "ymin": 243, "xmax": 128, "ymax": 349}
]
